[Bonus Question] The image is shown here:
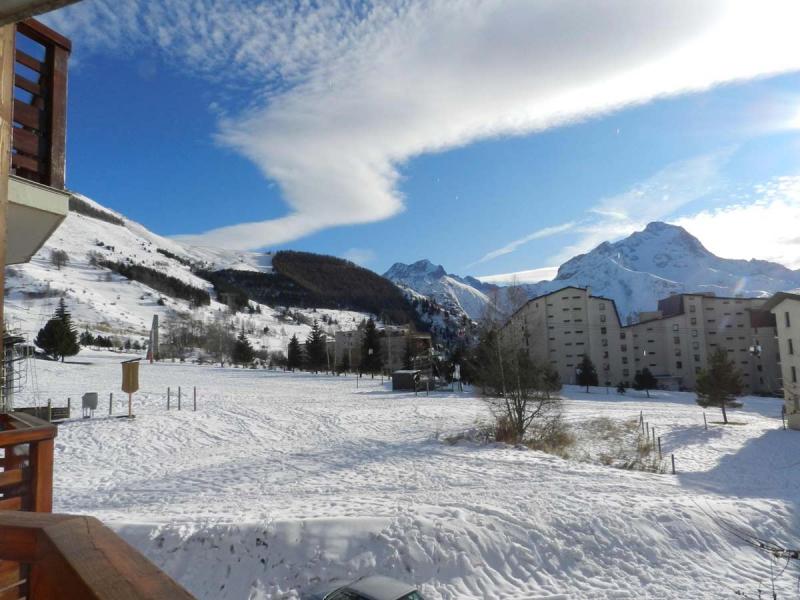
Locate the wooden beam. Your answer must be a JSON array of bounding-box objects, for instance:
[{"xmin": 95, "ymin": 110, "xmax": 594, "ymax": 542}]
[
  {"xmin": 0, "ymin": 1, "xmax": 83, "ymax": 28},
  {"xmin": 27, "ymin": 438, "xmax": 53, "ymax": 512},
  {"xmin": 0, "ymin": 24, "xmax": 13, "ymax": 413},
  {"xmin": 47, "ymin": 43, "xmax": 67, "ymax": 188}
]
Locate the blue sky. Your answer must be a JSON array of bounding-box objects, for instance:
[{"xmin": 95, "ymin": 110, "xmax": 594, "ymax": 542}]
[{"xmin": 44, "ymin": 1, "xmax": 800, "ymax": 280}]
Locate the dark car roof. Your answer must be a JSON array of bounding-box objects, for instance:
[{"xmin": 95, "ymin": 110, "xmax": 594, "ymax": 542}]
[{"xmin": 347, "ymin": 575, "xmax": 416, "ymax": 600}]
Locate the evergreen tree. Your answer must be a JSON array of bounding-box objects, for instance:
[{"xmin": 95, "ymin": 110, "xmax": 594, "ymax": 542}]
[
  {"xmin": 287, "ymin": 334, "xmax": 303, "ymax": 371},
  {"xmin": 576, "ymin": 354, "xmax": 598, "ymax": 392},
  {"xmin": 231, "ymin": 329, "xmax": 255, "ymax": 366},
  {"xmin": 79, "ymin": 329, "xmax": 95, "ymax": 346},
  {"xmin": 360, "ymin": 318, "xmax": 383, "ymax": 376},
  {"xmin": 305, "ymin": 321, "xmax": 327, "ymax": 372},
  {"xmin": 35, "ymin": 298, "xmax": 79, "ymax": 361},
  {"xmin": 696, "ymin": 347, "xmax": 744, "ymax": 425},
  {"xmin": 633, "ymin": 368, "xmax": 658, "ymax": 398}
]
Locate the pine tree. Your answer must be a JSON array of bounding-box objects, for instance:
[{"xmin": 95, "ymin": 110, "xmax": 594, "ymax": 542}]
[
  {"xmin": 360, "ymin": 318, "xmax": 383, "ymax": 376},
  {"xmin": 633, "ymin": 368, "xmax": 658, "ymax": 398},
  {"xmin": 35, "ymin": 298, "xmax": 79, "ymax": 361},
  {"xmin": 287, "ymin": 334, "xmax": 303, "ymax": 371},
  {"xmin": 305, "ymin": 321, "xmax": 328, "ymax": 372},
  {"xmin": 576, "ymin": 354, "xmax": 598, "ymax": 392},
  {"xmin": 231, "ymin": 329, "xmax": 255, "ymax": 366},
  {"xmin": 696, "ymin": 347, "xmax": 744, "ymax": 425}
]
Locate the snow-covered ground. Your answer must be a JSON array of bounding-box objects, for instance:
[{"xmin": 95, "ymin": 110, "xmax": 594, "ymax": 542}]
[{"xmin": 17, "ymin": 351, "xmax": 800, "ymax": 599}]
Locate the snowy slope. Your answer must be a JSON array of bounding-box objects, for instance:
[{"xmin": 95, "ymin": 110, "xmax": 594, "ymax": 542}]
[
  {"xmin": 524, "ymin": 222, "xmax": 800, "ymax": 320},
  {"xmin": 23, "ymin": 352, "xmax": 800, "ymax": 599},
  {"xmin": 6, "ymin": 194, "xmax": 369, "ymax": 352},
  {"xmin": 383, "ymin": 260, "xmax": 494, "ymax": 320}
]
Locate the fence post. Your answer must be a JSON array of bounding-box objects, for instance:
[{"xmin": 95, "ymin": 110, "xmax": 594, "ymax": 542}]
[
  {"xmin": 109, "ymin": 392, "xmax": 113, "ymax": 415},
  {"xmin": 703, "ymin": 411, "xmax": 708, "ymax": 431},
  {"xmin": 671, "ymin": 454, "xmax": 676, "ymax": 475},
  {"xmin": 193, "ymin": 386, "xmax": 197, "ymax": 411},
  {"xmin": 47, "ymin": 399, "xmax": 52, "ymax": 422},
  {"xmin": 782, "ymin": 405, "xmax": 787, "ymax": 430},
  {"xmin": 652, "ymin": 427, "xmax": 656, "ymax": 447},
  {"xmin": 167, "ymin": 387, "xmax": 171, "ymax": 410},
  {"xmin": 178, "ymin": 386, "xmax": 181, "ymax": 411},
  {"xmin": 67, "ymin": 397, "xmax": 71, "ymax": 417},
  {"xmin": 657, "ymin": 436, "xmax": 662, "ymax": 460}
]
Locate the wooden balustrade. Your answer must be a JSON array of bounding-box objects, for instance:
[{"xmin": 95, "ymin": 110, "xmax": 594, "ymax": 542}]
[
  {"xmin": 11, "ymin": 18, "xmax": 69, "ymax": 189},
  {"xmin": 0, "ymin": 511, "xmax": 195, "ymax": 600}
]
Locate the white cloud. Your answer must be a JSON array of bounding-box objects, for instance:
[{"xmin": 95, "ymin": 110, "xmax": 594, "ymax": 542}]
[
  {"xmin": 467, "ymin": 222, "xmax": 577, "ymax": 268},
  {"xmin": 674, "ymin": 176, "xmax": 800, "ymax": 268},
  {"xmin": 342, "ymin": 247, "xmax": 376, "ymax": 266},
  {"xmin": 476, "ymin": 267, "xmax": 559, "ymax": 285},
  {"xmin": 48, "ymin": 1, "xmax": 800, "ymax": 250}
]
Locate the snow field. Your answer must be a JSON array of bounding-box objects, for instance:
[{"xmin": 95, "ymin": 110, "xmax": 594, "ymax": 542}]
[{"xmin": 18, "ymin": 351, "xmax": 800, "ymax": 599}]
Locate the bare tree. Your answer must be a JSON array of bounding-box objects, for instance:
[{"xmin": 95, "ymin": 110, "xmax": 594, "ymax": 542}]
[
  {"xmin": 477, "ymin": 331, "xmax": 562, "ymax": 443},
  {"xmin": 505, "ymin": 275, "xmax": 529, "ymax": 315},
  {"xmin": 50, "ymin": 249, "xmax": 69, "ymax": 270}
]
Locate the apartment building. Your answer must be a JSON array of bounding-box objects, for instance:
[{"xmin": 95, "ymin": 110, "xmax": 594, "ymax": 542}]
[
  {"xmin": 763, "ymin": 292, "xmax": 800, "ymax": 429},
  {"xmin": 500, "ymin": 287, "xmax": 780, "ymax": 393},
  {"xmin": 500, "ymin": 286, "xmax": 628, "ymax": 386}
]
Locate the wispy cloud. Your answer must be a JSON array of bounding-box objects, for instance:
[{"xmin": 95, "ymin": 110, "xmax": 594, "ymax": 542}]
[
  {"xmin": 48, "ymin": 1, "xmax": 800, "ymax": 250},
  {"xmin": 467, "ymin": 222, "xmax": 577, "ymax": 269}
]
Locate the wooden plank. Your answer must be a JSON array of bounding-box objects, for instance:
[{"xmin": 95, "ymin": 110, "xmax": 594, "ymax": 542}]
[
  {"xmin": 13, "ymin": 74, "xmax": 40, "ymax": 97},
  {"xmin": 14, "ymin": 50, "xmax": 42, "ymax": 74},
  {"xmin": 0, "ymin": 424, "xmax": 53, "ymax": 447},
  {"xmin": 27, "ymin": 439, "xmax": 52, "ymax": 512},
  {"xmin": 38, "ymin": 516, "xmax": 197, "ymax": 599},
  {"xmin": 11, "ymin": 100, "xmax": 40, "ymax": 130},
  {"xmin": 17, "ymin": 19, "xmax": 72, "ymax": 52},
  {"xmin": 0, "ymin": 497, "xmax": 23, "ymax": 511},
  {"xmin": 0, "ymin": 469, "xmax": 27, "ymax": 489},
  {"xmin": 0, "ymin": 24, "xmax": 11, "ymax": 367},
  {"xmin": 11, "ymin": 127, "xmax": 40, "ymax": 157},
  {"xmin": 47, "ymin": 44, "xmax": 67, "ymax": 189}
]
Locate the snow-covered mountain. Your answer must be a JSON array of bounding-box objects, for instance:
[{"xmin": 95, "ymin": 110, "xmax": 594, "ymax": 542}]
[
  {"xmin": 383, "ymin": 260, "xmax": 494, "ymax": 320},
  {"xmin": 6, "ymin": 194, "xmax": 369, "ymax": 351},
  {"xmin": 524, "ymin": 222, "xmax": 800, "ymax": 320},
  {"xmin": 388, "ymin": 223, "xmax": 800, "ymax": 323}
]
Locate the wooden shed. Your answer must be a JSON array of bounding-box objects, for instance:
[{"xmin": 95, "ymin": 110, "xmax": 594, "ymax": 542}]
[{"xmin": 392, "ymin": 369, "xmax": 420, "ymax": 391}]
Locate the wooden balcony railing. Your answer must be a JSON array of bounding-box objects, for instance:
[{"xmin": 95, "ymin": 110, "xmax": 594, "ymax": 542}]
[
  {"xmin": 0, "ymin": 411, "xmax": 55, "ymax": 513},
  {"xmin": 12, "ymin": 18, "xmax": 70, "ymax": 189},
  {"xmin": 0, "ymin": 511, "xmax": 195, "ymax": 600},
  {"xmin": 0, "ymin": 413, "xmax": 195, "ymax": 599}
]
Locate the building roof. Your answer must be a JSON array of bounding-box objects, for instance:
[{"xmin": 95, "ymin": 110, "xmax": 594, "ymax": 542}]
[
  {"xmin": 505, "ymin": 285, "xmax": 625, "ymax": 329},
  {"xmin": 761, "ymin": 292, "xmax": 800, "ymax": 313},
  {"xmin": 346, "ymin": 575, "xmax": 416, "ymax": 600}
]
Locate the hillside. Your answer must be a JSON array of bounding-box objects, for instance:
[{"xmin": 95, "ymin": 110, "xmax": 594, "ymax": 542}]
[{"xmin": 6, "ymin": 194, "xmax": 370, "ymax": 353}]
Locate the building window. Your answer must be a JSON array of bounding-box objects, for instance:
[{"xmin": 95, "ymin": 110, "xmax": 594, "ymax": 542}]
[
  {"xmin": 675, "ymin": 349, "xmax": 681, "ymax": 357},
  {"xmin": 786, "ymin": 312, "xmax": 791, "ymax": 328},
  {"xmin": 692, "ymin": 341, "xmax": 700, "ymax": 350},
  {"xmin": 602, "ymin": 338, "xmax": 608, "ymax": 347},
  {"xmin": 695, "ymin": 367, "xmax": 701, "ymax": 374},
  {"xmin": 620, "ymin": 332, "xmax": 626, "ymax": 340},
  {"xmin": 623, "ymin": 369, "xmax": 630, "ymax": 377},
  {"xmin": 601, "ymin": 327, "xmax": 607, "ymax": 335},
  {"xmin": 621, "ymin": 344, "xmax": 627, "ymax": 352},
  {"xmin": 793, "ymin": 366, "xmax": 797, "ymax": 383},
  {"xmin": 676, "ymin": 361, "xmax": 682, "ymax": 369},
  {"xmin": 599, "ymin": 303, "xmax": 606, "ymax": 310},
  {"xmin": 790, "ymin": 339, "xmax": 795, "ymax": 355},
  {"xmin": 694, "ymin": 354, "xmax": 701, "ymax": 362},
  {"xmin": 600, "ymin": 315, "xmax": 606, "ymax": 323},
  {"xmin": 690, "ymin": 317, "xmax": 697, "ymax": 326},
  {"xmin": 622, "ymin": 357, "xmax": 628, "ymax": 364},
  {"xmin": 689, "ymin": 304, "xmax": 696, "ymax": 313},
  {"xmin": 692, "ymin": 330, "xmax": 698, "ymax": 337},
  {"xmin": 673, "ymin": 336, "xmax": 680, "ymax": 344},
  {"xmin": 603, "ymin": 350, "xmax": 609, "ymax": 358},
  {"xmin": 672, "ymin": 324, "xmax": 679, "ymax": 331}
]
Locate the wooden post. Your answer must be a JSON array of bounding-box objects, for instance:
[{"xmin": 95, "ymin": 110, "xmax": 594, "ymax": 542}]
[
  {"xmin": 67, "ymin": 397, "xmax": 71, "ymax": 417},
  {"xmin": 657, "ymin": 436, "xmax": 662, "ymax": 460},
  {"xmin": 178, "ymin": 386, "xmax": 181, "ymax": 411},
  {"xmin": 193, "ymin": 386, "xmax": 196, "ymax": 411},
  {"xmin": 109, "ymin": 392, "xmax": 113, "ymax": 415},
  {"xmin": 0, "ymin": 25, "xmax": 13, "ymax": 413},
  {"xmin": 47, "ymin": 399, "xmax": 52, "ymax": 422},
  {"xmin": 127, "ymin": 393, "xmax": 132, "ymax": 418},
  {"xmin": 782, "ymin": 405, "xmax": 786, "ymax": 430},
  {"xmin": 703, "ymin": 411, "xmax": 707, "ymax": 431},
  {"xmin": 28, "ymin": 438, "xmax": 54, "ymax": 512},
  {"xmin": 671, "ymin": 454, "xmax": 676, "ymax": 475},
  {"xmin": 167, "ymin": 387, "xmax": 170, "ymax": 410}
]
